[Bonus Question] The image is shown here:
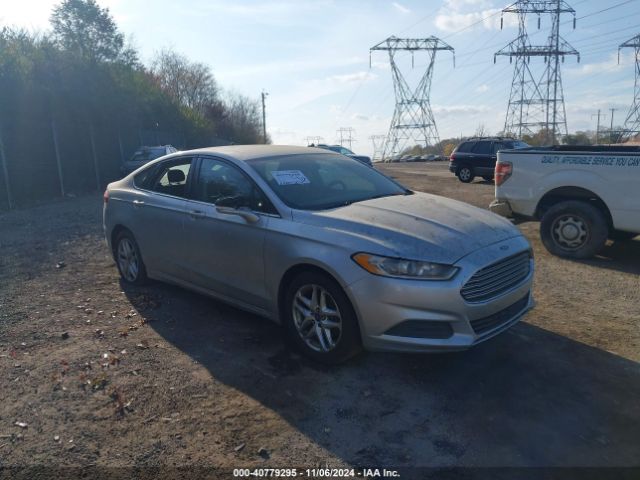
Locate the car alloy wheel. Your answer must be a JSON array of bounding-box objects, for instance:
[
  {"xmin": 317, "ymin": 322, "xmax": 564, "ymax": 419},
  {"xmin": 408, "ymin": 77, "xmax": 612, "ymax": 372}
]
[
  {"xmin": 291, "ymin": 284, "xmax": 342, "ymax": 352},
  {"xmin": 458, "ymin": 167, "xmax": 473, "ymax": 182},
  {"xmin": 117, "ymin": 237, "xmax": 140, "ymax": 282}
]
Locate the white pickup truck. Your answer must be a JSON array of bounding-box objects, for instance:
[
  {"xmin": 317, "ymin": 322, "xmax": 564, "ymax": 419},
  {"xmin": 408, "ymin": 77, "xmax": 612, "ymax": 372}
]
[{"xmin": 489, "ymin": 145, "xmax": 640, "ymax": 258}]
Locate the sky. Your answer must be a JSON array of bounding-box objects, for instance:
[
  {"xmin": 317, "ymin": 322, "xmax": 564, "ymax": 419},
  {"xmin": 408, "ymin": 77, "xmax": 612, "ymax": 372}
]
[{"xmin": 2, "ymin": 0, "xmax": 640, "ymax": 156}]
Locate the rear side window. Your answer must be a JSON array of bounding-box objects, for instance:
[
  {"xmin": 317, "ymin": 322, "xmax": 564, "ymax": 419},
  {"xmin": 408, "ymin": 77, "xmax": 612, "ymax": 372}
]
[
  {"xmin": 471, "ymin": 141, "xmax": 492, "ymax": 155},
  {"xmin": 146, "ymin": 158, "xmax": 193, "ymax": 198},
  {"xmin": 456, "ymin": 142, "xmax": 473, "ymax": 153},
  {"xmin": 133, "ymin": 165, "xmax": 159, "ymax": 189}
]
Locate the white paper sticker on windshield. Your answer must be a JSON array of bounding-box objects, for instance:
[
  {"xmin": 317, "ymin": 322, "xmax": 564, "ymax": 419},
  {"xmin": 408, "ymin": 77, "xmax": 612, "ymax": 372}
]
[{"xmin": 271, "ymin": 170, "xmax": 310, "ymax": 185}]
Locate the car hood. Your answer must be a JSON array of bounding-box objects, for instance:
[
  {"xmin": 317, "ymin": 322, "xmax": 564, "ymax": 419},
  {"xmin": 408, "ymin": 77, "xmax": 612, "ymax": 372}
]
[{"xmin": 292, "ymin": 192, "xmax": 522, "ymax": 264}]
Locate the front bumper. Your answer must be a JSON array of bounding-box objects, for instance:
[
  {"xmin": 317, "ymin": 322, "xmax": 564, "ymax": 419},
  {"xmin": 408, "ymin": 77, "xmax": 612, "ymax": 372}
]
[
  {"xmin": 489, "ymin": 199, "xmax": 514, "ymax": 218},
  {"xmin": 346, "ymin": 236, "xmax": 534, "ymax": 353}
]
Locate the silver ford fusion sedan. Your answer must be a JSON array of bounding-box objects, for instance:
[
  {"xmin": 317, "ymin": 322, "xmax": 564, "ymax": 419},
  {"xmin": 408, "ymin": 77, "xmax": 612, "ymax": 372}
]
[{"xmin": 104, "ymin": 145, "xmax": 534, "ymax": 363}]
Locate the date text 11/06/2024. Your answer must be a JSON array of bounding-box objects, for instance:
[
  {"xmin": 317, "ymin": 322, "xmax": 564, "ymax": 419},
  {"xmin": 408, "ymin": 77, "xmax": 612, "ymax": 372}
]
[{"xmin": 233, "ymin": 468, "xmax": 401, "ymax": 478}]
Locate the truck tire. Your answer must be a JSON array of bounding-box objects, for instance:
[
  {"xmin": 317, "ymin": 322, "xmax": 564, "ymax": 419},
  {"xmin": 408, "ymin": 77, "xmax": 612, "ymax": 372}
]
[
  {"xmin": 457, "ymin": 166, "xmax": 475, "ymax": 183},
  {"xmin": 540, "ymin": 201, "xmax": 608, "ymax": 259}
]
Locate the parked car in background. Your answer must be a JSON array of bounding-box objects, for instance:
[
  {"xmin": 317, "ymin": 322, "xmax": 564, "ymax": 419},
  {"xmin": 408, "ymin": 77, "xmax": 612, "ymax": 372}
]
[
  {"xmin": 490, "ymin": 145, "xmax": 640, "ymax": 259},
  {"xmin": 449, "ymin": 137, "xmax": 529, "ymax": 183},
  {"xmin": 121, "ymin": 145, "xmax": 178, "ymax": 176},
  {"xmin": 311, "ymin": 144, "xmax": 372, "ymax": 166},
  {"xmin": 104, "ymin": 145, "xmax": 534, "ymax": 363}
]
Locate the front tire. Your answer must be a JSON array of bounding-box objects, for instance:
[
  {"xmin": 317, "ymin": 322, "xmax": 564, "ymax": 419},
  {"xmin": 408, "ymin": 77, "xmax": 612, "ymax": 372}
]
[
  {"xmin": 283, "ymin": 271, "xmax": 362, "ymax": 364},
  {"xmin": 457, "ymin": 166, "xmax": 475, "ymax": 183},
  {"xmin": 482, "ymin": 175, "xmax": 494, "ymax": 182},
  {"xmin": 540, "ymin": 201, "xmax": 608, "ymax": 259},
  {"xmin": 114, "ymin": 230, "xmax": 148, "ymax": 285}
]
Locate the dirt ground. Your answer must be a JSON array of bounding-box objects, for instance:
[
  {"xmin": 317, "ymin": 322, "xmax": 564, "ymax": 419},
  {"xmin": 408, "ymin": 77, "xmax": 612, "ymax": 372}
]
[{"xmin": 1, "ymin": 162, "xmax": 639, "ymax": 477}]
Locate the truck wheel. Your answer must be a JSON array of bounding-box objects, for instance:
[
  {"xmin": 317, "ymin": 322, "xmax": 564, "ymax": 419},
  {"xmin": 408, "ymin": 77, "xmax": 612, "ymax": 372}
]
[
  {"xmin": 540, "ymin": 201, "xmax": 608, "ymax": 259},
  {"xmin": 457, "ymin": 166, "xmax": 474, "ymax": 183},
  {"xmin": 609, "ymin": 230, "xmax": 637, "ymax": 242}
]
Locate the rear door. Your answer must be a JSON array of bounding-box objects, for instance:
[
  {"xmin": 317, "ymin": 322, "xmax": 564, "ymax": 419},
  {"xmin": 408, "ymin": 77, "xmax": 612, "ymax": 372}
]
[
  {"xmin": 132, "ymin": 156, "xmax": 194, "ymax": 279},
  {"xmin": 471, "ymin": 140, "xmax": 494, "ymax": 169},
  {"xmin": 181, "ymin": 156, "xmax": 276, "ymax": 309}
]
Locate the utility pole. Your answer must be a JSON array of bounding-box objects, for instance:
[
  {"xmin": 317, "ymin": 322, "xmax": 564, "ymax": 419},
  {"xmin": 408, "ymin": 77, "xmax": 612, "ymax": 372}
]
[
  {"xmin": 336, "ymin": 127, "xmax": 356, "ymax": 150},
  {"xmin": 610, "ymin": 108, "xmax": 617, "ymax": 144},
  {"xmin": 618, "ymin": 33, "xmax": 640, "ymax": 141},
  {"xmin": 370, "ymin": 36, "xmax": 454, "ymax": 159},
  {"xmin": 261, "ymin": 90, "xmax": 268, "ymax": 144},
  {"xmin": 496, "ymin": 0, "xmax": 579, "ymax": 144},
  {"xmin": 592, "ymin": 109, "xmax": 605, "ymax": 145}
]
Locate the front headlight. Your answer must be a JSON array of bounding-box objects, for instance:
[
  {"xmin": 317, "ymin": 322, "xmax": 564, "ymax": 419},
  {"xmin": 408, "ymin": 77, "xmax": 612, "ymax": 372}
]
[{"xmin": 352, "ymin": 253, "xmax": 458, "ymax": 280}]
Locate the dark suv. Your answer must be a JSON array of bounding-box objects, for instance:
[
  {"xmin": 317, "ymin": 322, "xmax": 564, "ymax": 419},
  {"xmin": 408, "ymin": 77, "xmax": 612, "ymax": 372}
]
[{"xmin": 449, "ymin": 137, "xmax": 529, "ymax": 183}]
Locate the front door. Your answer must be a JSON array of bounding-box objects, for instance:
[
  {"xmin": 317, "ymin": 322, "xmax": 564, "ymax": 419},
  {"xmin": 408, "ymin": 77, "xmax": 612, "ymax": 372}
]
[{"xmin": 182, "ymin": 156, "xmax": 276, "ymax": 310}]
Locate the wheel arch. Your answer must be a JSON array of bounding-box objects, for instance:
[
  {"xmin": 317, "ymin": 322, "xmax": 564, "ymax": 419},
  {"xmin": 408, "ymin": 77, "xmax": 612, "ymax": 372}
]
[
  {"xmin": 535, "ymin": 186, "xmax": 613, "ymax": 228},
  {"xmin": 110, "ymin": 224, "xmax": 134, "ymax": 258},
  {"xmin": 277, "ymin": 263, "xmax": 362, "ymax": 333}
]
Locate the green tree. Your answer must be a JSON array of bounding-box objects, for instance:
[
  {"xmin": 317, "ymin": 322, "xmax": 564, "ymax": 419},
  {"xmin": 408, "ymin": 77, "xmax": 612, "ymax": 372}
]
[{"xmin": 50, "ymin": 0, "xmax": 136, "ymax": 64}]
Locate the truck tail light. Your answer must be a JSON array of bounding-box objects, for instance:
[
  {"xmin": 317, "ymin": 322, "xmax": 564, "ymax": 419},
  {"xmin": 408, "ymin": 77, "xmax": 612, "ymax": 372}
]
[
  {"xmin": 495, "ymin": 162, "xmax": 512, "ymax": 186},
  {"xmin": 103, "ymin": 189, "xmax": 109, "ymax": 204},
  {"xmin": 449, "ymin": 154, "xmax": 456, "ymax": 162}
]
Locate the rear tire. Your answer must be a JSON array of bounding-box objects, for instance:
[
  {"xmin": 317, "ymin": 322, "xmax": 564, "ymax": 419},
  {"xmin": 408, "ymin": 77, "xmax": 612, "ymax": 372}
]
[
  {"xmin": 114, "ymin": 230, "xmax": 148, "ymax": 285},
  {"xmin": 457, "ymin": 166, "xmax": 474, "ymax": 183},
  {"xmin": 540, "ymin": 201, "xmax": 608, "ymax": 259},
  {"xmin": 482, "ymin": 176, "xmax": 494, "ymax": 182},
  {"xmin": 283, "ymin": 271, "xmax": 362, "ymax": 364}
]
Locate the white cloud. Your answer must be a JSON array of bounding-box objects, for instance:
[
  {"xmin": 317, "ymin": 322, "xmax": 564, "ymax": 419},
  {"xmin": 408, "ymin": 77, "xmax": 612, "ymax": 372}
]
[
  {"xmin": 565, "ymin": 52, "xmax": 633, "ymax": 77},
  {"xmin": 352, "ymin": 113, "xmax": 370, "ymax": 121},
  {"xmin": 326, "ymin": 71, "xmax": 377, "ymax": 84},
  {"xmin": 432, "ymin": 104, "xmax": 490, "ymax": 117},
  {"xmin": 392, "ymin": 2, "xmax": 411, "ymax": 14},
  {"xmin": 476, "ymin": 84, "xmax": 490, "ymax": 93},
  {"xmin": 434, "ymin": 0, "xmax": 518, "ymax": 33}
]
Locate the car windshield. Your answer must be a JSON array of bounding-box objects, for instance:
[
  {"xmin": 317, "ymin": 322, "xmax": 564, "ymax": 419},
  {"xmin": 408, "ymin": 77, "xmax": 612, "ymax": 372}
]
[{"xmin": 247, "ymin": 153, "xmax": 409, "ymax": 210}]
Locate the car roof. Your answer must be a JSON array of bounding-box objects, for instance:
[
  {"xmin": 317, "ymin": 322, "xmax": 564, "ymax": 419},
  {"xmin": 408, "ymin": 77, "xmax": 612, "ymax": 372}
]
[{"xmin": 178, "ymin": 145, "xmax": 332, "ymax": 162}]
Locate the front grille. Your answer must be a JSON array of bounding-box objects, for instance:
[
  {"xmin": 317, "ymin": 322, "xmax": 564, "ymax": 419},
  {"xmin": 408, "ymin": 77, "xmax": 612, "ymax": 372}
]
[
  {"xmin": 461, "ymin": 251, "xmax": 531, "ymax": 303},
  {"xmin": 470, "ymin": 294, "xmax": 530, "ymax": 336},
  {"xmin": 384, "ymin": 320, "xmax": 453, "ymax": 339}
]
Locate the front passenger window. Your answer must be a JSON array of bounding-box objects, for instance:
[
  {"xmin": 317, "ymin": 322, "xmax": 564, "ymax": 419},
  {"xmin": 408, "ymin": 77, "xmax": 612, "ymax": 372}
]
[{"xmin": 195, "ymin": 158, "xmax": 275, "ymax": 214}]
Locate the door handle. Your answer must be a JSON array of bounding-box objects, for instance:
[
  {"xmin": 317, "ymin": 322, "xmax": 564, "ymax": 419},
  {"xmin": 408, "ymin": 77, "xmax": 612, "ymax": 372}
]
[
  {"xmin": 189, "ymin": 210, "xmax": 205, "ymax": 219},
  {"xmin": 132, "ymin": 200, "xmax": 145, "ymax": 207}
]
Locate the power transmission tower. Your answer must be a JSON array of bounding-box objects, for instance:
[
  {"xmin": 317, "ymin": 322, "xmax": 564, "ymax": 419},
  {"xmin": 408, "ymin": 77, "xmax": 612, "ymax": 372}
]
[
  {"xmin": 618, "ymin": 33, "xmax": 640, "ymax": 141},
  {"xmin": 336, "ymin": 127, "xmax": 356, "ymax": 150},
  {"xmin": 495, "ymin": 1, "xmax": 579, "ymax": 143},
  {"xmin": 370, "ymin": 36, "xmax": 454, "ymax": 160},
  {"xmin": 369, "ymin": 135, "xmax": 386, "ymax": 161}
]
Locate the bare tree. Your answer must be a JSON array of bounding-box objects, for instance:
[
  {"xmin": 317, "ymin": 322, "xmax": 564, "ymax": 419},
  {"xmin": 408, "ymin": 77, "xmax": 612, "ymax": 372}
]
[{"xmin": 151, "ymin": 49, "xmax": 218, "ymax": 115}]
